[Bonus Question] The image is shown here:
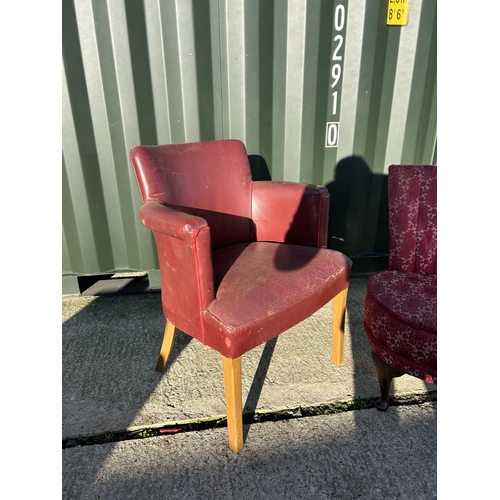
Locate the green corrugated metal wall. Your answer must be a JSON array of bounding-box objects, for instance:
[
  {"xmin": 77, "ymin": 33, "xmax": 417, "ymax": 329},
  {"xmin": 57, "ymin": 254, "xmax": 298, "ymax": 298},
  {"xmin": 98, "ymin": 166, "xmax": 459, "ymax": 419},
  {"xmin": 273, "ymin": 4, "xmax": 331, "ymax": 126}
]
[{"xmin": 62, "ymin": 0, "xmax": 437, "ymax": 294}]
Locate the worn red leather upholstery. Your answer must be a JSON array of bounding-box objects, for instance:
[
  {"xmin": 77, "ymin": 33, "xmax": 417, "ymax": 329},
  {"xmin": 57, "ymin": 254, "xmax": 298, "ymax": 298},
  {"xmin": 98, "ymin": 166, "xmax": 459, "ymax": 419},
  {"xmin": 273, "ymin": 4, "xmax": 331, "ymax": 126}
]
[
  {"xmin": 364, "ymin": 165, "xmax": 437, "ymax": 409},
  {"xmin": 130, "ymin": 139, "xmax": 353, "ymax": 452},
  {"xmin": 131, "ymin": 139, "xmax": 352, "ymax": 359}
]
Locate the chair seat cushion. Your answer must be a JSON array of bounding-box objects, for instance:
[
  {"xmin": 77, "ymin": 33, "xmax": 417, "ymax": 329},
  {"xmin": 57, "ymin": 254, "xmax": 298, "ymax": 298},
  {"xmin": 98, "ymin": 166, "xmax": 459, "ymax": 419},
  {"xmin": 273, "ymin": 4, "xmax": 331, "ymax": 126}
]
[
  {"xmin": 364, "ymin": 270, "xmax": 437, "ymax": 384},
  {"xmin": 202, "ymin": 242, "xmax": 351, "ymax": 358}
]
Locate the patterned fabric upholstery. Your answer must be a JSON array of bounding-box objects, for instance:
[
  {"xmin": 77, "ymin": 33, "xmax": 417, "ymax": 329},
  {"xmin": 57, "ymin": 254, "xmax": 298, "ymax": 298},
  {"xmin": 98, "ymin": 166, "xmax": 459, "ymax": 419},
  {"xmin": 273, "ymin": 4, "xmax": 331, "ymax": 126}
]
[
  {"xmin": 388, "ymin": 165, "xmax": 437, "ymax": 274},
  {"xmin": 364, "ymin": 165, "xmax": 437, "ymax": 385}
]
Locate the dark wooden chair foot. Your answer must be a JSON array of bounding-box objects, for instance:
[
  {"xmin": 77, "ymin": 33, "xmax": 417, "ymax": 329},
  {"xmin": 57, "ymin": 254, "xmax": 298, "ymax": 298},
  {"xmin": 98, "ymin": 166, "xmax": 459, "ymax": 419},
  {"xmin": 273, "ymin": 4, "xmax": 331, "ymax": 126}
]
[{"xmin": 371, "ymin": 351, "xmax": 403, "ymax": 411}]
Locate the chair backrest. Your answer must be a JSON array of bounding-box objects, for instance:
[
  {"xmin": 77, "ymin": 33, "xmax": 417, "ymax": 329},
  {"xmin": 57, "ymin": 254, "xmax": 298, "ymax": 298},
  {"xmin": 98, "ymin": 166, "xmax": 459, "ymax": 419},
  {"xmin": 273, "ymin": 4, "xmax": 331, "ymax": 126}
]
[
  {"xmin": 388, "ymin": 164, "xmax": 437, "ymax": 274},
  {"xmin": 130, "ymin": 139, "xmax": 254, "ymax": 249}
]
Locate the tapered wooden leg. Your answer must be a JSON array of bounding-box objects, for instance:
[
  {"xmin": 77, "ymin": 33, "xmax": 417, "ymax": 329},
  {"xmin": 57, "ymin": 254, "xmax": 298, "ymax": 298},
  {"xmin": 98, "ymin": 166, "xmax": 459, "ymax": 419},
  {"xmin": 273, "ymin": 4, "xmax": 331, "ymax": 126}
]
[
  {"xmin": 332, "ymin": 287, "xmax": 348, "ymax": 365},
  {"xmin": 221, "ymin": 355, "xmax": 243, "ymax": 452},
  {"xmin": 155, "ymin": 320, "xmax": 176, "ymax": 372},
  {"xmin": 371, "ymin": 351, "xmax": 403, "ymax": 411}
]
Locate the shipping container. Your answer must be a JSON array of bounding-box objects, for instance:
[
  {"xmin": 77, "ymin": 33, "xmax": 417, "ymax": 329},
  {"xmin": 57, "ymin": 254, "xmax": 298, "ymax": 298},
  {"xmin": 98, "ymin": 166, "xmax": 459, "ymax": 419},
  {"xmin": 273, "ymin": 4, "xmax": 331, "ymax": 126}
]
[{"xmin": 62, "ymin": 0, "xmax": 437, "ymax": 294}]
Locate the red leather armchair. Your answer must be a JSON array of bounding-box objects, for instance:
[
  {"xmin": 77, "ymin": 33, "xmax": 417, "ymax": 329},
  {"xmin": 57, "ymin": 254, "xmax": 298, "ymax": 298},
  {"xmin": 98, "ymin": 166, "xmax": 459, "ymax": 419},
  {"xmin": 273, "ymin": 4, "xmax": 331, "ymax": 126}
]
[
  {"xmin": 130, "ymin": 139, "xmax": 352, "ymax": 451},
  {"xmin": 364, "ymin": 165, "xmax": 437, "ymax": 411}
]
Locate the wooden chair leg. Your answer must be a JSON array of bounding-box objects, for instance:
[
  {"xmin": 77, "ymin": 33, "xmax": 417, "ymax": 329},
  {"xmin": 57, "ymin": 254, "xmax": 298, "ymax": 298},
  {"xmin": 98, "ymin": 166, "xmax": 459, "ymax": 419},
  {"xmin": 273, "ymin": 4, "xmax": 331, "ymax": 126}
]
[
  {"xmin": 332, "ymin": 287, "xmax": 348, "ymax": 365},
  {"xmin": 155, "ymin": 320, "xmax": 176, "ymax": 372},
  {"xmin": 221, "ymin": 355, "xmax": 243, "ymax": 452},
  {"xmin": 371, "ymin": 351, "xmax": 403, "ymax": 411}
]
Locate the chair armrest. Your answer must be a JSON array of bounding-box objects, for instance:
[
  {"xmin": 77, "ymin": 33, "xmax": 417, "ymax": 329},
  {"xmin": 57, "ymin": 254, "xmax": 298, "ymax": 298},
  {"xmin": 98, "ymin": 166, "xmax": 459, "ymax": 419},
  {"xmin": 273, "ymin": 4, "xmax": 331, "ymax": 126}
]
[
  {"xmin": 251, "ymin": 181, "xmax": 330, "ymax": 247},
  {"xmin": 138, "ymin": 201, "xmax": 215, "ymax": 341},
  {"xmin": 138, "ymin": 201, "xmax": 209, "ymax": 244}
]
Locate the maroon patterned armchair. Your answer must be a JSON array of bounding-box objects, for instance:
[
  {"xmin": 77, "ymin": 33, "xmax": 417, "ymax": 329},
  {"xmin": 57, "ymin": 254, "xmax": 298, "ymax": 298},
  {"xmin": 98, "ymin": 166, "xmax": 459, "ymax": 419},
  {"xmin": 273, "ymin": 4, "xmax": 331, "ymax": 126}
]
[
  {"xmin": 130, "ymin": 139, "xmax": 352, "ymax": 451},
  {"xmin": 364, "ymin": 164, "xmax": 437, "ymax": 411}
]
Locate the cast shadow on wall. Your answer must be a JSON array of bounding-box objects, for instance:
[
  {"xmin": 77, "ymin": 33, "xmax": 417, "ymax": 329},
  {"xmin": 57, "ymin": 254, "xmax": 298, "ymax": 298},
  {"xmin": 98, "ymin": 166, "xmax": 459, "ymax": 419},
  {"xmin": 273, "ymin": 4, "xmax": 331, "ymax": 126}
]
[
  {"xmin": 248, "ymin": 154, "xmax": 388, "ymax": 271},
  {"xmin": 248, "ymin": 154, "xmax": 272, "ymax": 181},
  {"xmin": 325, "ymin": 156, "xmax": 389, "ymax": 265}
]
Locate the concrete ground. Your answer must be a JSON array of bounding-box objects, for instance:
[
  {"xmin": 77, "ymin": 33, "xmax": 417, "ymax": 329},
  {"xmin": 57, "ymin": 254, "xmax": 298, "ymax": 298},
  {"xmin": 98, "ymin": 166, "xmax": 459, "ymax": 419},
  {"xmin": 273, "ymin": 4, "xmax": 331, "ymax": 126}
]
[{"xmin": 62, "ymin": 276, "xmax": 437, "ymax": 499}]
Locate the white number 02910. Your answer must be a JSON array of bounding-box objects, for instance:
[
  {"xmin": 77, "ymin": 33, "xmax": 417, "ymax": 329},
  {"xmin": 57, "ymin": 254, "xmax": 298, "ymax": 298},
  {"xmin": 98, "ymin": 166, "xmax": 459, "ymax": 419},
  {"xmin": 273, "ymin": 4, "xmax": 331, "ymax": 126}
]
[{"xmin": 326, "ymin": 4, "xmax": 345, "ymax": 148}]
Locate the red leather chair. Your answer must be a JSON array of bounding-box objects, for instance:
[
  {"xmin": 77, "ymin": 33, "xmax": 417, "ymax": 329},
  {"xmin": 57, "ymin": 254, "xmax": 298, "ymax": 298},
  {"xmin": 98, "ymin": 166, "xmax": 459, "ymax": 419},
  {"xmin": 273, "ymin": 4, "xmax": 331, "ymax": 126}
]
[
  {"xmin": 130, "ymin": 139, "xmax": 352, "ymax": 451},
  {"xmin": 364, "ymin": 164, "xmax": 437, "ymax": 411}
]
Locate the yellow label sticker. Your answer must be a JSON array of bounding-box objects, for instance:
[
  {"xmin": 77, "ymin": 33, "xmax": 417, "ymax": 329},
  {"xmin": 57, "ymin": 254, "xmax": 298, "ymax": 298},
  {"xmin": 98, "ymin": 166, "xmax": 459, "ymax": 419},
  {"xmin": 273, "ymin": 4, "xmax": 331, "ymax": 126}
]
[{"xmin": 387, "ymin": 0, "xmax": 409, "ymax": 26}]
